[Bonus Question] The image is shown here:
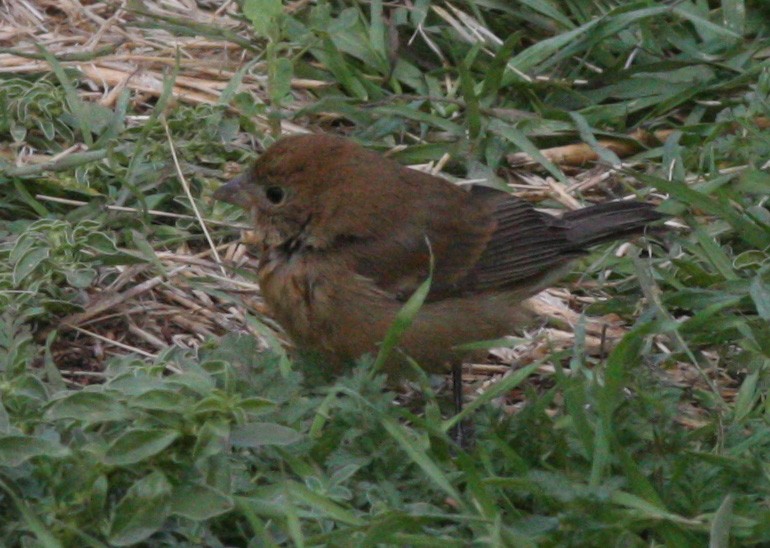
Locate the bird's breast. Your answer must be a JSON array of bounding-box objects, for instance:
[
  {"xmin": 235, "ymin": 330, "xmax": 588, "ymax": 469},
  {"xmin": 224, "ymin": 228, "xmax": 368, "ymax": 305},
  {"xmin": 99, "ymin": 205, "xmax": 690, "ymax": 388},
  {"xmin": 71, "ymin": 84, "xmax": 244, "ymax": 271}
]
[
  {"xmin": 256, "ymin": 248, "xmax": 398, "ymax": 366},
  {"xmin": 257, "ymin": 250, "xmax": 324, "ymax": 348}
]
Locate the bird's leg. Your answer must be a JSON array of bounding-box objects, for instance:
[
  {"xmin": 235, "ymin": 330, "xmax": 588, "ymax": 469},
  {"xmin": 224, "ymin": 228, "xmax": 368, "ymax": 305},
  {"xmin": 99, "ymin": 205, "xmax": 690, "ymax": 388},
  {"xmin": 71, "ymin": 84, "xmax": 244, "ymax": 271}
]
[
  {"xmin": 452, "ymin": 360, "xmax": 463, "ymax": 415},
  {"xmin": 450, "ymin": 360, "xmax": 473, "ymax": 448},
  {"xmin": 600, "ymin": 323, "xmax": 608, "ymax": 360}
]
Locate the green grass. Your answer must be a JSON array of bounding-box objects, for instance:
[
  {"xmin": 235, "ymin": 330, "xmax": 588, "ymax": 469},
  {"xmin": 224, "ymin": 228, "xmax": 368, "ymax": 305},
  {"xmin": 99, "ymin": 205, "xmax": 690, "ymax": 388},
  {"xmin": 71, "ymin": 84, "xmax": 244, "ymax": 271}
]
[{"xmin": 1, "ymin": 0, "xmax": 770, "ymax": 545}]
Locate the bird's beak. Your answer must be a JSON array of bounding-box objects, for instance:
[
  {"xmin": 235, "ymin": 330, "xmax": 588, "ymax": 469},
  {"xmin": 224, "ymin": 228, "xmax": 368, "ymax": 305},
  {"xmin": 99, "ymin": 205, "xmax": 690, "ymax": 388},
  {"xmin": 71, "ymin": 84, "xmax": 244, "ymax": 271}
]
[{"xmin": 213, "ymin": 172, "xmax": 251, "ymax": 208}]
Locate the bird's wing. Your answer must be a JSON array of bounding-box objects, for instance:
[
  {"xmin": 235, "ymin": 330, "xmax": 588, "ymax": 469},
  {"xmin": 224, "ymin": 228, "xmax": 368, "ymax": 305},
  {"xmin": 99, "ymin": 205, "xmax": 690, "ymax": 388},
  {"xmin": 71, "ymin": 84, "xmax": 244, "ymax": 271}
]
[
  {"xmin": 464, "ymin": 193, "xmax": 662, "ymax": 296},
  {"xmin": 463, "ymin": 193, "xmax": 581, "ymax": 296},
  {"xmin": 340, "ymin": 174, "xmax": 497, "ymax": 302}
]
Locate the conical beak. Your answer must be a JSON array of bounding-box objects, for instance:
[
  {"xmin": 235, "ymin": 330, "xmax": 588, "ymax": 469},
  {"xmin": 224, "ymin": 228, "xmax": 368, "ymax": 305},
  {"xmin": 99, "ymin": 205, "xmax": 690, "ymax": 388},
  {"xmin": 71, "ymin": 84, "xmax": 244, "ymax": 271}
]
[{"xmin": 213, "ymin": 172, "xmax": 251, "ymax": 208}]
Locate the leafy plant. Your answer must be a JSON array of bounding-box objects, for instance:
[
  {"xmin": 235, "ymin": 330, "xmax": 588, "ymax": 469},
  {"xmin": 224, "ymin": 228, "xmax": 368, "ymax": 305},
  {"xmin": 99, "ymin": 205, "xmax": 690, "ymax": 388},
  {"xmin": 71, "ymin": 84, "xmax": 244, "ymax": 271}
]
[{"xmin": 1, "ymin": 219, "xmax": 120, "ymax": 317}]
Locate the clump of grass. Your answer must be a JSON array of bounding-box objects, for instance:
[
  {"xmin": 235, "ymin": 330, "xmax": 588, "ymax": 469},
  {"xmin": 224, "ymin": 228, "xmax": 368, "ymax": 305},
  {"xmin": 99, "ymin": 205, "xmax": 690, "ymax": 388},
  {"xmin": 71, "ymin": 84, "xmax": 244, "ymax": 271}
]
[{"xmin": 0, "ymin": 77, "xmax": 75, "ymax": 148}]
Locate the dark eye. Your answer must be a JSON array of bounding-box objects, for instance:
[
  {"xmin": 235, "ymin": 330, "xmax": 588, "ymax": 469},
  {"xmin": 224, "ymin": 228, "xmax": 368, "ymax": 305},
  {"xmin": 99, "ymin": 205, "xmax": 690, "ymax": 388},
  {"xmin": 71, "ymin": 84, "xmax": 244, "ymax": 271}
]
[{"xmin": 265, "ymin": 186, "xmax": 286, "ymax": 205}]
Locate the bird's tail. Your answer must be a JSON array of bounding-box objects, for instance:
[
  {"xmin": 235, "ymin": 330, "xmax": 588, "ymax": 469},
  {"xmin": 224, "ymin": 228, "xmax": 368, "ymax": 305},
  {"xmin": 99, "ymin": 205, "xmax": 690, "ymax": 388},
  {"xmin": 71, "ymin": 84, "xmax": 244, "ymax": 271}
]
[{"xmin": 562, "ymin": 201, "xmax": 665, "ymax": 248}]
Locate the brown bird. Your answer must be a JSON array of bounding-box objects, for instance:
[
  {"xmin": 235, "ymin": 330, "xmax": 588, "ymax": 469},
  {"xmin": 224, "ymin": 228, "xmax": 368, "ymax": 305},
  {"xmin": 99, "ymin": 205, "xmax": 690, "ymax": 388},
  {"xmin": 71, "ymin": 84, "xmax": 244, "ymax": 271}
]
[{"xmin": 214, "ymin": 134, "xmax": 662, "ymax": 378}]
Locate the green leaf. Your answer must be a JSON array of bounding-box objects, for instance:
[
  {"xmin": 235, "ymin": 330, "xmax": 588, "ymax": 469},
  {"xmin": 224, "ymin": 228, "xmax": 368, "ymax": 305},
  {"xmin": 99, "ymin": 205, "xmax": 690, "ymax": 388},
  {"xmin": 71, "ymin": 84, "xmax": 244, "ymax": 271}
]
[
  {"xmin": 77, "ymin": 101, "xmax": 116, "ymax": 136},
  {"xmin": 104, "ymin": 429, "xmax": 179, "ymax": 466},
  {"xmin": 569, "ymin": 111, "xmax": 622, "ymax": 167},
  {"xmin": 316, "ymin": 37, "xmax": 369, "ymax": 100},
  {"xmin": 230, "ymin": 422, "xmax": 302, "ymax": 447},
  {"xmin": 371, "ymin": 262, "xmax": 432, "ymax": 375},
  {"xmin": 635, "ymin": 172, "xmax": 769, "ymax": 250},
  {"xmin": 368, "ymin": 0, "xmax": 386, "ymax": 58},
  {"xmin": 611, "ymin": 491, "xmax": 700, "ymax": 525},
  {"xmin": 128, "ymin": 389, "xmax": 189, "ymax": 411},
  {"xmin": 490, "ymin": 119, "xmax": 569, "ymax": 184},
  {"xmin": 287, "ymin": 481, "xmax": 365, "ymax": 526},
  {"xmin": 165, "ymin": 370, "xmax": 216, "ymax": 395},
  {"xmin": 0, "ymin": 436, "xmax": 70, "ymax": 467},
  {"xmin": 750, "ymin": 276, "xmax": 770, "ymax": 320},
  {"xmin": 510, "ymin": 6, "xmax": 669, "ymax": 72},
  {"xmin": 459, "ymin": 45, "xmax": 482, "ymax": 139},
  {"xmin": 241, "ymin": 397, "xmax": 278, "ymax": 416},
  {"xmin": 85, "ymin": 231, "xmax": 119, "ymax": 254},
  {"xmin": 170, "ymin": 484, "xmax": 234, "ymax": 520},
  {"xmin": 380, "ymin": 415, "xmax": 464, "ymax": 506},
  {"xmin": 270, "ymin": 57, "xmax": 294, "ymax": 104},
  {"xmin": 480, "ymin": 32, "xmax": 522, "ymax": 99},
  {"xmin": 721, "ymin": 0, "xmax": 746, "ymax": 34},
  {"xmin": 672, "ymin": 4, "xmax": 741, "ymax": 39},
  {"xmin": 733, "ymin": 369, "xmax": 759, "ymax": 422},
  {"xmin": 109, "ymin": 471, "xmax": 172, "ymax": 546},
  {"xmin": 733, "ymin": 250, "xmax": 767, "ymax": 270},
  {"xmin": 12, "ymin": 246, "xmax": 49, "ymax": 286},
  {"xmin": 64, "ymin": 268, "xmax": 96, "ymax": 288},
  {"xmin": 46, "ymin": 391, "xmax": 132, "ymax": 423},
  {"xmin": 243, "ymin": 0, "xmax": 284, "ymax": 37},
  {"xmin": 0, "ymin": 397, "xmax": 11, "ymax": 434},
  {"xmin": 691, "ymin": 221, "xmax": 739, "ymax": 281},
  {"xmin": 34, "ymin": 43, "xmax": 94, "ymax": 146},
  {"xmin": 453, "ymin": 336, "xmax": 528, "ymax": 352},
  {"xmin": 710, "ymin": 493, "xmax": 734, "ymax": 548},
  {"xmin": 0, "ymin": 477, "xmax": 63, "ymax": 548}
]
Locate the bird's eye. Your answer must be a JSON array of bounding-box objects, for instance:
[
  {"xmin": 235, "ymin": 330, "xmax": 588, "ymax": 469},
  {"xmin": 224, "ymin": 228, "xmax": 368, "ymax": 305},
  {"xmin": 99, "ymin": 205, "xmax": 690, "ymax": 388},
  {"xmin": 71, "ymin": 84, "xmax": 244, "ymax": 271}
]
[{"xmin": 265, "ymin": 186, "xmax": 286, "ymax": 205}]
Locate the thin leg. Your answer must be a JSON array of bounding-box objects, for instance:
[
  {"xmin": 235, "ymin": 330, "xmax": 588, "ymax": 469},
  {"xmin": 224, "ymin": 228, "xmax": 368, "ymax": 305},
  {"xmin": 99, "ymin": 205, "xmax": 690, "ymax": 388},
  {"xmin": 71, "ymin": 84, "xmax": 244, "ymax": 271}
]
[
  {"xmin": 600, "ymin": 323, "xmax": 608, "ymax": 360},
  {"xmin": 452, "ymin": 360, "xmax": 463, "ymax": 415},
  {"xmin": 450, "ymin": 361, "xmax": 467, "ymax": 447}
]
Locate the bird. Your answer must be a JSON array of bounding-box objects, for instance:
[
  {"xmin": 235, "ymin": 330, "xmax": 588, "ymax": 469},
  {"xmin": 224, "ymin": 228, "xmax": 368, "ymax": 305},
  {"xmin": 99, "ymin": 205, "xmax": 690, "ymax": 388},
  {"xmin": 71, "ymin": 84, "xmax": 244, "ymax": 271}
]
[{"xmin": 213, "ymin": 133, "xmax": 662, "ymax": 379}]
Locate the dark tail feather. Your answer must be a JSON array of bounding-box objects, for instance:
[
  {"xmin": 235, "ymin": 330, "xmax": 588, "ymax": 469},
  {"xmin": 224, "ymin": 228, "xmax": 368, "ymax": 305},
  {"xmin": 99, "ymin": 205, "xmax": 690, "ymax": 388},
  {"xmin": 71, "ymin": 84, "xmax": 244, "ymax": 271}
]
[{"xmin": 562, "ymin": 201, "xmax": 665, "ymax": 248}]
